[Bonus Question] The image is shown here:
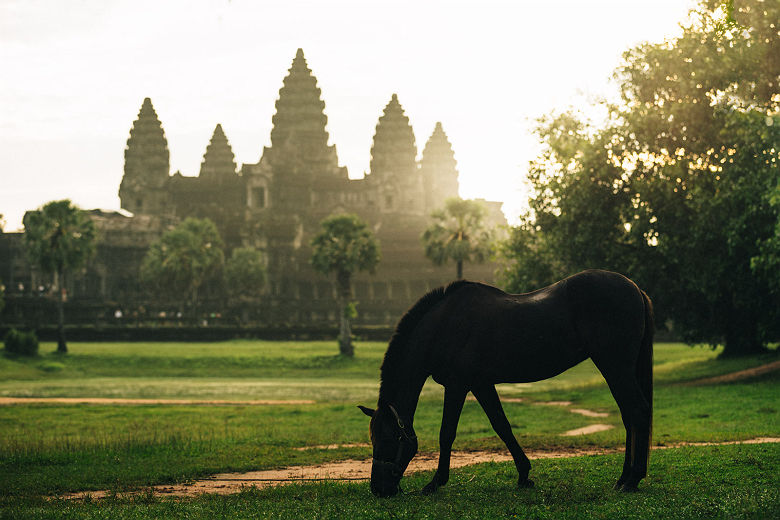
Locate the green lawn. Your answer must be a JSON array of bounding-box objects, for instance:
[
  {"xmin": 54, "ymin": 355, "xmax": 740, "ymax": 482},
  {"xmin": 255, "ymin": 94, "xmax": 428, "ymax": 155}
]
[
  {"xmin": 0, "ymin": 340, "xmax": 773, "ymax": 400},
  {"xmin": 0, "ymin": 340, "xmax": 777, "ymax": 518},
  {"xmin": 4, "ymin": 444, "xmax": 778, "ymax": 519}
]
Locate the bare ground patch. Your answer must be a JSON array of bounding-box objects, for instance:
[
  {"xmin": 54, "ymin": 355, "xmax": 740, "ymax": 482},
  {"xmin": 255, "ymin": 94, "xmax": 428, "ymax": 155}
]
[
  {"xmin": 682, "ymin": 360, "xmax": 780, "ymax": 386},
  {"xmin": 562, "ymin": 424, "xmax": 615, "ymax": 436},
  {"xmin": 59, "ymin": 438, "xmax": 779, "ymax": 499}
]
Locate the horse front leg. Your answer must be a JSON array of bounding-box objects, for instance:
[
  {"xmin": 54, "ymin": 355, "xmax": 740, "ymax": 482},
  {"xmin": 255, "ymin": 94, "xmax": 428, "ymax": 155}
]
[
  {"xmin": 421, "ymin": 385, "xmax": 467, "ymax": 495},
  {"xmin": 472, "ymin": 384, "xmax": 534, "ymax": 488}
]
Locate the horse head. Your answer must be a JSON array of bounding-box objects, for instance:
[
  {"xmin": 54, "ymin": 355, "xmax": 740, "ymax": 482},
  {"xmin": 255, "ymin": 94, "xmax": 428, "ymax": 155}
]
[{"xmin": 358, "ymin": 403, "xmax": 418, "ymax": 497}]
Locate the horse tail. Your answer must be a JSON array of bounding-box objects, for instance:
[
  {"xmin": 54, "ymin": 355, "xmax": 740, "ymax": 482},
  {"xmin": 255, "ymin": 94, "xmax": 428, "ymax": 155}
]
[{"xmin": 637, "ymin": 290, "xmax": 654, "ymax": 463}]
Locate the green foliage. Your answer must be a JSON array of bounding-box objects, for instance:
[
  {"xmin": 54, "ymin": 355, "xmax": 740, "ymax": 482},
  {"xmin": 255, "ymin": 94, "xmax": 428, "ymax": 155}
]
[
  {"xmin": 225, "ymin": 247, "xmax": 266, "ymax": 299},
  {"xmin": 23, "ymin": 199, "xmax": 97, "ymax": 353},
  {"xmin": 310, "ymin": 214, "xmax": 380, "ymax": 356},
  {"xmin": 22, "ymin": 200, "xmax": 96, "ymax": 277},
  {"xmin": 751, "ymin": 178, "xmax": 780, "ymax": 294},
  {"xmin": 310, "ymin": 214, "xmax": 380, "ymax": 279},
  {"xmin": 140, "ymin": 218, "xmax": 225, "ymax": 311},
  {"xmin": 0, "ymin": 279, "xmax": 5, "ymax": 318},
  {"xmin": 422, "ymin": 197, "xmax": 496, "ymax": 279},
  {"xmin": 4, "ymin": 329, "xmax": 39, "ymax": 357},
  {"xmin": 502, "ymin": 0, "xmax": 780, "ymax": 355},
  {"xmin": 343, "ymin": 301, "xmax": 358, "ymax": 320}
]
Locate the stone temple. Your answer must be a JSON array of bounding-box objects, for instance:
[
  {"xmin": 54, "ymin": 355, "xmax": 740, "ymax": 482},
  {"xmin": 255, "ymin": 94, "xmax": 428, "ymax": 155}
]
[{"xmin": 1, "ymin": 49, "xmax": 505, "ymax": 328}]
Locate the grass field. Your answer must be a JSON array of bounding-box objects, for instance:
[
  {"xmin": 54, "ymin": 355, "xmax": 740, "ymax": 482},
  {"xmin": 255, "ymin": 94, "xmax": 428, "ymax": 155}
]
[{"xmin": 1, "ymin": 340, "xmax": 778, "ymax": 518}]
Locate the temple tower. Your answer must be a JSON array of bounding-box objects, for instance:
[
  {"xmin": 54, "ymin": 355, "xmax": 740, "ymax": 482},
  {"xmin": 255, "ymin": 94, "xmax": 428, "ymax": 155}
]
[
  {"xmin": 420, "ymin": 122, "xmax": 460, "ymax": 212},
  {"xmin": 369, "ymin": 94, "xmax": 423, "ymax": 215},
  {"xmin": 245, "ymin": 49, "xmax": 348, "ymax": 220},
  {"xmin": 199, "ymin": 124, "xmax": 237, "ymax": 182},
  {"xmin": 264, "ymin": 48, "xmax": 344, "ymax": 179},
  {"xmin": 119, "ymin": 98, "xmax": 170, "ymax": 215}
]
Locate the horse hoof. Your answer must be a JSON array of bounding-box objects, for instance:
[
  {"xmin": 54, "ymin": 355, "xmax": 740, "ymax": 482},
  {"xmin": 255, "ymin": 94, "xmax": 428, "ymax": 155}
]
[
  {"xmin": 618, "ymin": 483, "xmax": 639, "ymax": 493},
  {"xmin": 518, "ymin": 478, "xmax": 534, "ymax": 488},
  {"xmin": 421, "ymin": 482, "xmax": 438, "ymax": 496}
]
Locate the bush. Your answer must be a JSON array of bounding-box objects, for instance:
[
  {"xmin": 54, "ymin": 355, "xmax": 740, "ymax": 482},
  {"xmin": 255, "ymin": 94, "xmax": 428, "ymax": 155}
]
[{"xmin": 4, "ymin": 329, "xmax": 39, "ymax": 356}]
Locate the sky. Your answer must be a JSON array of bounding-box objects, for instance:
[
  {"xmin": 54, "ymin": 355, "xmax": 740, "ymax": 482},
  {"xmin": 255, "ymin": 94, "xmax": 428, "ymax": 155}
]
[{"xmin": 0, "ymin": 0, "xmax": 694, "ymax": 232}]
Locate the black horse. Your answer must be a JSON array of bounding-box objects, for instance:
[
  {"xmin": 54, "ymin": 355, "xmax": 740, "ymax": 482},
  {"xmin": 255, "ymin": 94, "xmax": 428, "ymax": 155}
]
[{"xmin": 359, "ymin": 269, "xmax": 653, "ymax": 497}]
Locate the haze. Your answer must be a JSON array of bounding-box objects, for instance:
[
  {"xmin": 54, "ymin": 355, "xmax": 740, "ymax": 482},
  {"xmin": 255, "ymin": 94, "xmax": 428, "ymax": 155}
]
[{"xmin": 0, "ymin": 0, "xmax": 692, "ymax": 231}]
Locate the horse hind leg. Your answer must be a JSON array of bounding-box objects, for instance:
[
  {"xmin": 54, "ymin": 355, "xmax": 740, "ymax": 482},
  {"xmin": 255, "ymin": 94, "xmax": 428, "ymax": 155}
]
[
  {"xmin": 471, "ymin": 384, "xmax": 534, "ymax": 488},
  {"xmin": 594, "ymin": 363, "xmax": 651, "ymax": 492}
]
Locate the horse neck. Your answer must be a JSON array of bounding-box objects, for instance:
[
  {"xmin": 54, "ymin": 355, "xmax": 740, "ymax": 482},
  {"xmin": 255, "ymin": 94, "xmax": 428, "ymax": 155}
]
[{"xmin": 378, "ymin": 351, "xmax": 429, "ymax": 428}]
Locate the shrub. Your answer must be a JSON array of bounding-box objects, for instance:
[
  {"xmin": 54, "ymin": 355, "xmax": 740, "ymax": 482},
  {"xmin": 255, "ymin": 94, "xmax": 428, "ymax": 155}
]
[{"xmin": 4, "ymin": 329, "xmax": 39, "ymax": 356}]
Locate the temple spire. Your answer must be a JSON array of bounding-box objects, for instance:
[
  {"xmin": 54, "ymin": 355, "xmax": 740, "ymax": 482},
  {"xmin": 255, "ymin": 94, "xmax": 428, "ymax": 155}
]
[
  {"xmin": 199, "ymin": 124, "xmax": 237, "ymax": 182},
  {"xmin": 369, "ymin": 94, "xmax": 423, "ymax": 214},
  {"xmin": 119, "ymin": 97, "xmax": 170, "ymax": 215},
  {"xmin": 264, "ymin": 48, "xmax": 342, "ymax": 176},
  {"xmin": 420, "ymin": 122, "xmax": 459, "ymax": 211},
  {"xmin": 369, "ymin": 93, "xmax": 417, "ymax": 178}
]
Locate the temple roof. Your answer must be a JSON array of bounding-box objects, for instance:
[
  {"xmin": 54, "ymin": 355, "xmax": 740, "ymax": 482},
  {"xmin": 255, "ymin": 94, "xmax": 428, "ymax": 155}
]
[
  {"xmin": 265, "ymin": 49, "xmax": 341, "ymax": 176},
  {"xmin": 122, "ymin": 97, "xmax": 169, "ymax": 185},
  {"xmin": 369, "ymin": 93, "xmax": 418, "ymax": 177},
  {"xmin": 421, "ymin": 122, "xmax": 457, "ymax": 174},
  {"xmin": 199, "ymin": 124, "xmax": 237, "ymax": 181}
]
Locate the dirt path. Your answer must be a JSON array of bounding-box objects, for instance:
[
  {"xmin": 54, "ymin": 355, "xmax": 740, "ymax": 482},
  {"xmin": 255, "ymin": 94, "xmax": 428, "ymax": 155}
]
[
  {"xmin": 684, "ymin": 359, "xmax": 780, "ymax": 385},
  {"xmin": 562, "ymin": 424, "xmax": 614, "ymax": 436},
  {"xmin": 61, "ymin": 437, "xmax": 780, "ymax": 500},
  {"xmin": 0, "ymin": 397, "xmax": 315, "ymax": 406}
]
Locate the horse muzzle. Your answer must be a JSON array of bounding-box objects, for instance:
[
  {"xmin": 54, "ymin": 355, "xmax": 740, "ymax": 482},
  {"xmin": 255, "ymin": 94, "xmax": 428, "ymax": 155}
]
[{"xmin": 370, "ymin": 459, "xmax": 403, "ymax": 497}]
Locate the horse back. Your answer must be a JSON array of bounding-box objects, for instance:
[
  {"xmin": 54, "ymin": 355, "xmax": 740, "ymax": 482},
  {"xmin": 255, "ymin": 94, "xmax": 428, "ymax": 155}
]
[{"xmin": 421, "ymin": 271, "xmax": 646, "ymax": 386}]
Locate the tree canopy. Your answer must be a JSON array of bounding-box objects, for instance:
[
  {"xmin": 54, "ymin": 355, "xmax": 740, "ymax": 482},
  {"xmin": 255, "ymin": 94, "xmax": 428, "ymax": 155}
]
[
  {"xmin": 422, "ymin": 197, "xmax": 496, "ymax": 280},
  {"xmin": 310, "ymin": 213, "xmax": 380, "ymax": 356},
  {"xmin": 502, "ymin": 0, "xmax": 779, "ymax": 356},
  {"xmin": 23, "ymin": 199, "xmax": 96, "ymax": 353},
  {"xmin": 140, "ymin": 217, "xmax": 224, "ymax": 319},
  {"xmin": 225, "ymin": 247, "xmax": 266, "ymax": 300}
]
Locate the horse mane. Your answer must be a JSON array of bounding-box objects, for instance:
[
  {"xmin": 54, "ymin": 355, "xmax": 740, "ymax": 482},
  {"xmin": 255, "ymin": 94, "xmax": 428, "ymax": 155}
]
[{"xmin": 378, "ymin": 280, "xmax": 471, "ymax": 403}]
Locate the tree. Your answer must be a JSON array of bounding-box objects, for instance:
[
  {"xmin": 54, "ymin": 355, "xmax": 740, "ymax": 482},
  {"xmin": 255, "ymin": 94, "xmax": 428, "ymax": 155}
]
[
  {"xmin": 422, "ymin": 197, "xmax": 495, "ymax": 280},
  {"xmin": 23, "ymin": 200, "xmax": 96, "ymax": 353},
  {"xmin": 310, "ymin": 214, "xmax": 380, "ymax": 357},
  {"xmin": 225, "ymin": 247, "xmax": 266, "ymax": 324},
  {"xmin": 140, "ymin": 218, "xmax": 224, "ymax": 322},
  {"xmin": 751, "ymin": 178, "xmax": 780, "ymax": 295},
  {"xmin": 502, "ymin": 0, "xmax": 780, "ymax": 356}
]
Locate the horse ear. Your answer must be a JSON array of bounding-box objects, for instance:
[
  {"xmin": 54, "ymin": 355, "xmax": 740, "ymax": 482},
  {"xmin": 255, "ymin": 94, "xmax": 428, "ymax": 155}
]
[{"xmin": 357, "ymin": 405, "xmax": 375, "ymax": 418}]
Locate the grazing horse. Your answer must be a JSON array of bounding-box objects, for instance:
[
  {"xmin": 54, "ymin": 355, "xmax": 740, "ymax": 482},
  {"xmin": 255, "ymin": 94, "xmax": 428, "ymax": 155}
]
[{"xmin": 359, "ymin": 269, "xmax": 653, "ymax": 497}]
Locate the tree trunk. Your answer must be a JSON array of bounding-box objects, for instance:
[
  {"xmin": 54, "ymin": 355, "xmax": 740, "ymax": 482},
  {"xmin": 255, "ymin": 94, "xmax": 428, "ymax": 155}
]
[
  {"xmin": 191, "ymin": 285, "xmax": 200, "ymax": 326},
  {"xmin": 721, "ymin": 328, "xmax": 767, "ymax": 358},
  {"xmin": 720, "ymin": 303, "xmax": 769, "ymax": 358},
  {"xmin": 337, "ymin": 271, "xmax": 354, "ymax": 357},
  {"xmin": 55, "ymin": 269, "xmax": 67, "ymax": 354},
  {"xmin": 456, "ymin": 260, "xmax": 463, "ymax": 280}
]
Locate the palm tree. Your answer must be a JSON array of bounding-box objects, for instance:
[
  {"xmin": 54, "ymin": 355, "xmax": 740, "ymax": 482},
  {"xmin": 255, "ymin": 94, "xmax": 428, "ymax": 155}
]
[
  {"xmin": 422, "ymin": 197, "xmax": 495, "ymax": 280},
  {"xmin": 23, "ymin": 200, "xmax": 96, "ymax": 353},
  {"xmin": 311, "ymin": 214, "xmax": 380, "ymax": 357},
  {"xmin": 140, "ymin": 218, "xmax": 224, "ymax": 323}
]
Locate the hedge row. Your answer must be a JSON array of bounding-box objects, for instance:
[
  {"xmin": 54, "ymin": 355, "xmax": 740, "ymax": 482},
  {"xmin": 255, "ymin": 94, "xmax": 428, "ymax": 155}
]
[{"xmin": 0, "ymin": 325, "xmax": 395, "ymax": 343}]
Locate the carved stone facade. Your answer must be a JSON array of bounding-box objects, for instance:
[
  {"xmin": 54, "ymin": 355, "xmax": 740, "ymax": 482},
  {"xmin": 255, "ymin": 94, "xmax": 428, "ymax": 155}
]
[{"xmin": 1, "ymin": 49, "xmax": 506, "ymax": 327}]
